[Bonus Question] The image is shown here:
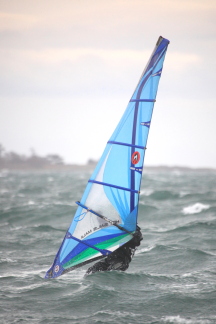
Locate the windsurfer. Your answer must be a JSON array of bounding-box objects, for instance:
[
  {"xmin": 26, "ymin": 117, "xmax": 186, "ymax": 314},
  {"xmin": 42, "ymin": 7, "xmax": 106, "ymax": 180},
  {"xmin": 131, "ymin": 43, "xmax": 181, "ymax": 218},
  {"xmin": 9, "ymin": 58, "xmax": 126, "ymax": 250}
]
[{"xmin": 86, "ymin": 226, "xmax": 143, "ymax": 275}]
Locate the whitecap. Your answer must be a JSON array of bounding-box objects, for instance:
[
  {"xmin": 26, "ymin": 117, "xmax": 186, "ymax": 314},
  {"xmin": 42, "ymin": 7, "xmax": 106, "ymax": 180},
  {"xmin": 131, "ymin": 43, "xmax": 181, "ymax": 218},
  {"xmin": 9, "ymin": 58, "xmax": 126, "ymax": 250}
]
[
  {"xmin": 0, "ymin": 188, "xmax": 9, "ymax": 194},
  {"xmin": 140, "ymin": 189, "xmax": 154, "ymax": 196},
  {"xmin": 179, "ymin": 191, "xmax": 190, "ymax": 198},
  {"xmin": 182, "ymin": 203, "xmax": 210, "ymax": 215},
  {"xmin": 0, "ymin": 257, "xmax": 17, "ymax": 263},
  {"xmin": 162, "ymin": 315, "xmax": 211, "ymax": 323},
  {"xmin": 28, "ymin": 200, "xmax": 35, "ymax": 205},
  {"xmin": 137, "ymin": 245, "xmax": 156, "ymax": 254}
]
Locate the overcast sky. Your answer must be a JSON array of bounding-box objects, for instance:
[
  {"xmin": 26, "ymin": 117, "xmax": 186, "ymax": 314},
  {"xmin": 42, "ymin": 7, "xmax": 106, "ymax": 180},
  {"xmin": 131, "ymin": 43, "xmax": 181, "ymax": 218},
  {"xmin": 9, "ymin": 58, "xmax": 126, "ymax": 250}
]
[{"xmin": 1, "ymin": 0, "xmax": 216, "ymax": 168}]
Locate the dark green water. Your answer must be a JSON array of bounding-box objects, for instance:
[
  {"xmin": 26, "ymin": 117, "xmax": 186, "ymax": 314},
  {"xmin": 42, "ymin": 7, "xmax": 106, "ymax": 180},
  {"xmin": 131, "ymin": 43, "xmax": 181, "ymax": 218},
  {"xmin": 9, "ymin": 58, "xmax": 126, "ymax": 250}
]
[{"xmin": 0, "ymin": 169, "xmax": 216, "ymax": 324}]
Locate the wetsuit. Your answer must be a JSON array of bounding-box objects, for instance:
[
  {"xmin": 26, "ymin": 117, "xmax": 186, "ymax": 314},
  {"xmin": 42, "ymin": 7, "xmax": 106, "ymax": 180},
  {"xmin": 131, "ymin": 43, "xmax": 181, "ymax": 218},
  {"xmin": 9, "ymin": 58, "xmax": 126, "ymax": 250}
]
[{"xmin": 86, "ymin": 226, "xmax": 143, "ymax": 275}]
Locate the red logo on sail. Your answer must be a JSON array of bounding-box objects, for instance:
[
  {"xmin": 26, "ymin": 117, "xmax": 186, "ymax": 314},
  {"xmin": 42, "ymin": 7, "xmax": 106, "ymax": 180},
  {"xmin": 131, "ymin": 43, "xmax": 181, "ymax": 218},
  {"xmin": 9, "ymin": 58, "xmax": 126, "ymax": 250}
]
[{"xmin": 131, "ymin": 151, "xmax": 140, "ymax": 164}]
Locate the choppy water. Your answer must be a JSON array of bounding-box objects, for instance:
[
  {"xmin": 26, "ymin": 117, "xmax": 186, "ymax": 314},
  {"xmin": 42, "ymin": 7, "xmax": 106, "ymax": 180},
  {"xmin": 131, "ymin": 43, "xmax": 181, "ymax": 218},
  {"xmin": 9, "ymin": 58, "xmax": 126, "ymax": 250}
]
[{"xmin": 0, "ymin": 169, "xmax": 216, "ymax": 324}]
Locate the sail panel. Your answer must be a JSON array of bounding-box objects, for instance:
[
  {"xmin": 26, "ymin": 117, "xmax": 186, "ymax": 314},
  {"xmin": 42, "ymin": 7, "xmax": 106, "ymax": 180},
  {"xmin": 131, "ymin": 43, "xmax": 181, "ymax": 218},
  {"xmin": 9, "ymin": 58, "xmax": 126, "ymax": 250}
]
[{"xmin": 45, "ymin": 36, "xmax": 169, "ymax": 279}]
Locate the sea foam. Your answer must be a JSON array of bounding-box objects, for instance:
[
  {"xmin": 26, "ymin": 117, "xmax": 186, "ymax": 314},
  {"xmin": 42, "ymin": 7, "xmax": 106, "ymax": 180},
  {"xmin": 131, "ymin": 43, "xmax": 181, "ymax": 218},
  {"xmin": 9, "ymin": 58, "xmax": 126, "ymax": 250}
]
[{"xmin": 182, "ymin": 203, "xmax": 210, "ymax": 215}]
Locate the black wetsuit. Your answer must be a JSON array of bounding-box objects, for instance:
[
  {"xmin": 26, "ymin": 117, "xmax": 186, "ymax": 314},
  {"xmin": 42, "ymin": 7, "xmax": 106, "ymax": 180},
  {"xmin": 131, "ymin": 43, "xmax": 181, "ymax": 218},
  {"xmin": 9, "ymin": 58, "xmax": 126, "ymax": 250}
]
[{"xmin": 86, "ymin": 226, "xmax": 143, "ymax": 275}]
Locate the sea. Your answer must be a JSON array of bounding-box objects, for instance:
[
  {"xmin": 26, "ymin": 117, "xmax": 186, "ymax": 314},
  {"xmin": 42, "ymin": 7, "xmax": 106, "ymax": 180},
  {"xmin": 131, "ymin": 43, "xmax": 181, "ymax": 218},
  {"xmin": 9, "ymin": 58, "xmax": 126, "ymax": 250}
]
[{"xmin": 0, "ymin": 168, "xmax": 216, "ymax": 324}]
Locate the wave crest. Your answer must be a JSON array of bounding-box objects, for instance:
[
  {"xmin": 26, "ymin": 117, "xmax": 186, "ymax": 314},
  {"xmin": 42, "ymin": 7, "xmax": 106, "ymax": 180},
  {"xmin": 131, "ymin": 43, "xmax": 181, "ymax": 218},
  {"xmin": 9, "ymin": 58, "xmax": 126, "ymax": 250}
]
[{"xmin": 182, "ymin": 203, "xmax": 210, "ymax": 215}]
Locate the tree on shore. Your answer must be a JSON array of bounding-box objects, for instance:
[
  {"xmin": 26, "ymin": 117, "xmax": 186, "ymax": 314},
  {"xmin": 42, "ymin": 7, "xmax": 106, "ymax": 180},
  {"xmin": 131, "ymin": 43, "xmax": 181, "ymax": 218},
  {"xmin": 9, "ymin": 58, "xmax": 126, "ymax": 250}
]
[{"xmin": 0, "ymin": 144, "xmax": 65, "ymax": 169}]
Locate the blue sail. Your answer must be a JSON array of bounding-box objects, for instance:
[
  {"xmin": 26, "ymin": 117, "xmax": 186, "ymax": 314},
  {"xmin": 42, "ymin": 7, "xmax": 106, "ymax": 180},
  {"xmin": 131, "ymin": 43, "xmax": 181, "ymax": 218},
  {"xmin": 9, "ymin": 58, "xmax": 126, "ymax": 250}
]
[{"xmin": 45, "ymin": 36, "xmax": 170, "ymax": 279}]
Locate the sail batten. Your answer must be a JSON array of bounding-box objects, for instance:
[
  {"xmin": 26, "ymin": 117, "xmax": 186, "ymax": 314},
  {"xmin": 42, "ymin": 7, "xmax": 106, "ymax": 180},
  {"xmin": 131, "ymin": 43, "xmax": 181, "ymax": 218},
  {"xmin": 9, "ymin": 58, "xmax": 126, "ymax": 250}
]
[
  {"xmin": 130, "ymin": 99, "xmax": 156, "ymax": 102},
  {"xmin": 108, "ymin": 141, "xmax": 146, "ymax": 149},
  {"xmin": 66, "ymin": 232, "xmax": 111, "ymax": 255},
  {"xmin": 45, "ymin": 36, "xmax": 170, "ymax": 279},
  {"xmin": 88, "ymin": 179, "xmax": 140, "ymax": 193}
]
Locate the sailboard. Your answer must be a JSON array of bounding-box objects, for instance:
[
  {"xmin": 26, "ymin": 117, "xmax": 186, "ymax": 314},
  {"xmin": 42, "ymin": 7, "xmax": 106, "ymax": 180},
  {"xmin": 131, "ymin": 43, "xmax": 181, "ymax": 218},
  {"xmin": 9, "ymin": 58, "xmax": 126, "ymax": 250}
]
[{"xmin": 45, "ymin": 36, "xmax": 170, "ymax": 279}]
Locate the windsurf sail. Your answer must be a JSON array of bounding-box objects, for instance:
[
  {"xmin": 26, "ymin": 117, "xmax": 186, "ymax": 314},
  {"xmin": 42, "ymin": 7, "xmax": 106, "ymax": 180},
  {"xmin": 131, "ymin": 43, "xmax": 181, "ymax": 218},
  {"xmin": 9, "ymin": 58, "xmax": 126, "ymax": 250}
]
[{"xmin": 45, "ymin": 36, "xmax": 170, "ymax": 279}]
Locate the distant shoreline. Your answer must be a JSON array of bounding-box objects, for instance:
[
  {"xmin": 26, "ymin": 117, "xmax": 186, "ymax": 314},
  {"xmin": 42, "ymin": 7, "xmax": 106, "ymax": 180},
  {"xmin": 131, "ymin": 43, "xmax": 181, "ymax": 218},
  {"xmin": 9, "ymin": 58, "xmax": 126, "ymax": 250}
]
[
  {"xmin": 0, "ymin": 164, "xmax": 215, "ymax": 172},
  {"xmin": 1, "ymin": 145, "xmax": 215, "ymax": 173}
]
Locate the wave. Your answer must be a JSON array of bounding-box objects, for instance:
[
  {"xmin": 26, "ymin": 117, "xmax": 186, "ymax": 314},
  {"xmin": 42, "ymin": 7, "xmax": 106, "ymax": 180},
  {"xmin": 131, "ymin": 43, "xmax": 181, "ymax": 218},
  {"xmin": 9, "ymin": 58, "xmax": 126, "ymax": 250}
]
[
  {"xmin": 184, "ymin": 247, "xmax": 215, "ymax": 257},
  {"xmin": 87, "ymin": 309, "xmax": 143, "ymax": 324},
  {"xmin": 137, "ymin": 243, "xmax": 215, "ymax": 261},
  {"xmin": 149, "ymin": 190, "xmax": 179, "ymax": 200},
  {"xmin": 138, "ymin": 203, "xmax": 158, "ymax": 213},
  {"xmin": 161, "ymin": 315, "xmax": 212, "ymax": 324},
  {"xmin": 182, "ymin": 203, "xmax": 210, "ymax": 215},
  {"xmin": 0, "ymin": 257, "xmax": 17, "ymax": 265},
  {"xmin": 31, "ymin": 224, "xmax": 65, "ymax": 233},
  {"xmin": 140, "ymin": 189, "xmax": 154, "ymax": 196},
  {"xmin": 162, "ymin": 218, "xmax": 216, "ymax": 234}
]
